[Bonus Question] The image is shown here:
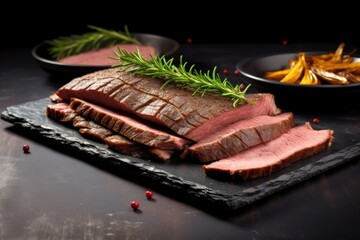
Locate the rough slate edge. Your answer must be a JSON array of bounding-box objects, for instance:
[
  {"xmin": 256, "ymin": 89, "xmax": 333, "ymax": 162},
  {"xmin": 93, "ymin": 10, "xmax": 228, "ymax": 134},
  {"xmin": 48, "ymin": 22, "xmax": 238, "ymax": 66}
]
[{"xmin": 1, "ymin": 99, "xmax": 360, "ymax": 212}]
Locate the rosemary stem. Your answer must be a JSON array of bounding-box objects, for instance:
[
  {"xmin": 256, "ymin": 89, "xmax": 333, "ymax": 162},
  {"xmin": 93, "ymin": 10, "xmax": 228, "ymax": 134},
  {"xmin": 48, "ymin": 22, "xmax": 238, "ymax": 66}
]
[
  {"xmin": 47, "ymin": 25, "xmax": 138, "ymax": 59},
  {"xmin": 112, "ymin": 49, "xmax": 252, "ymax": 106}
]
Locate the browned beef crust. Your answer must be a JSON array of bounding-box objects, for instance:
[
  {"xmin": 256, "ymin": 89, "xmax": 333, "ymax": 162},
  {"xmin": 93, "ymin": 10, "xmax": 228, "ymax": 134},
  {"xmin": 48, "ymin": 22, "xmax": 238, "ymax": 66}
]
[
  {"xmin": 183, "ymin": 112, "xmax": 295, "ymax": 162},
  {"xmin": 53, "ymin": 68, "xmax": 281, "ymax": 141}
]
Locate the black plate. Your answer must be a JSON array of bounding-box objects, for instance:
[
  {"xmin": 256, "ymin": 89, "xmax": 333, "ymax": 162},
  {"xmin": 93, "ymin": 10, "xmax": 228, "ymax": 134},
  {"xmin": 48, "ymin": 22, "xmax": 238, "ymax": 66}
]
[
  {"xmin": 236, "ymin": 53, "xmax": 360, "ymax": 110},
  {"xmin": 2, "ymin": 98, "xmax": 360, "ymax": 212},
  {"xmin": 32, "ymin": 33, "xmax": 180, "ymax": 76}
]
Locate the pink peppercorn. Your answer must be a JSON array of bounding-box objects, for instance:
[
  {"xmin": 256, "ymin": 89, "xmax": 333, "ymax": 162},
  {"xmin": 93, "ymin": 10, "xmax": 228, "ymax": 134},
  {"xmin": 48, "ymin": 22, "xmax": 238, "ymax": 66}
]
[
  {"xmin": 131, "ymin": 200, "xmax": 139, "ymax": 210},
  {"xmin": 23, "ymin": 144, "xmax": 30, "ymax": 153},
  {"xmin": 145, "ymin": 191, "xmax": 153, "ymax": 199}
]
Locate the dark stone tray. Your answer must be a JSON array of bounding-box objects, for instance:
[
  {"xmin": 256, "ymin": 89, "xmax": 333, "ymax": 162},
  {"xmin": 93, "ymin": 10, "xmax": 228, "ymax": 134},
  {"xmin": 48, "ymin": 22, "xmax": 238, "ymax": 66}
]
[{"xmin": 2, "ymin": 98, "xmax": 360, "ymax": 212}]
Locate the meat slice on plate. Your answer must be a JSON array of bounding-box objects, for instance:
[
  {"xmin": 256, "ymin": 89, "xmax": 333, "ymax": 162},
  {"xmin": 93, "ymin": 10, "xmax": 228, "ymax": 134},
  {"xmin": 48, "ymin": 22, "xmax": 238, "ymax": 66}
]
[
  {"xmin": 104, "ymin": 135, "xmax": 172, "ymax": 160},
  {"xmin": 46, "ymin": 103, "xmax": 174, "ymax": 161},
  {"xmin": 73, "ymin": 115, "xmax": 113, "ymax": 140},
  {"xmin": 203, "ymin": 123, "xmax": 334, "ymax": 180},
  {"xmin": 69, "ymin": 97, "xmax": 191, "ymax": 150},
  {"xmin": 58, "ymin": 44, "xmax": 156, "ymax": 66},
  {"xmin": 52, "ymin": 67, "xmax": 281, "ymax": 141},
  {"xmin": 46, "ymin": 102, "xmax": 77, "ymax": 122},
  {"xmin": 183, "ymin": 112, "xmax": 295, "ymax": 162}
]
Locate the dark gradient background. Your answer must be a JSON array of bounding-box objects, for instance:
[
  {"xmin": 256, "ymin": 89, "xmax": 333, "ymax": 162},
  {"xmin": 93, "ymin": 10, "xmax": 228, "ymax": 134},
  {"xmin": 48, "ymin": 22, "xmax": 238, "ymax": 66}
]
[{"xmin": 2, "ymin": 2, "xmax": 359, "ymax": 48}]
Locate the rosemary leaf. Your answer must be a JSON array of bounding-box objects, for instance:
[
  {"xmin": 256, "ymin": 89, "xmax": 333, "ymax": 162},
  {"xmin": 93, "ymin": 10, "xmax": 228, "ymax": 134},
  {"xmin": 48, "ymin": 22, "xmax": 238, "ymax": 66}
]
[
  {"xmin": 46, "ymin": 25, "xmax": 139, "ymax": 60},
  {"xmin": 112, "ymin": 49, "xmax": 252, "ymax": 106}
]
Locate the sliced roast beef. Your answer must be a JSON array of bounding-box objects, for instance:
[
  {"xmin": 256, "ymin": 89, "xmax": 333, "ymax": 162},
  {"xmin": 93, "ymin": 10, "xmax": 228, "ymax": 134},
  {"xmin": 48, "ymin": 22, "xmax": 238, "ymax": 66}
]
[
  {"xmin": 103, "ymin": 135, "xmax": 152, "ymax": 159},
  {"xmin": 73, "ymin": 116, "xmax": 174, "ymax": 161},
  {"xmin": 73, "ymin": 116, "xmax": 113, "ymax": 141},
  {"xmin": 148, "ymin": 148, "xmax": 174, "ymax": 161},
  {"xmin": 47, "ymin": 103, "xmax": 174, "ymax": 161},
  {"xmin": 46, "ymin": 103, "xmax": 77, "ymax": 122},
  {"xmin": 183, "ymin": 112, "xmax": 295, "ymax": 162},
  {"xmin": 52, "ymin": 67, "xmax": 281, "ymax": 141},
  {"xmin": 104, "ymin": 135, "xmax": 173, "ymax": 161},
  {"xmin": 58, "ymin": 44, "xmax": 156, "ymax": 66},
  {"xmin": 69, "ymin": 97, "xmax": 191, "ymax": 150},
  {"xmin": 203, "ymin": 123, "xmax": 334, "ymax": 180}
]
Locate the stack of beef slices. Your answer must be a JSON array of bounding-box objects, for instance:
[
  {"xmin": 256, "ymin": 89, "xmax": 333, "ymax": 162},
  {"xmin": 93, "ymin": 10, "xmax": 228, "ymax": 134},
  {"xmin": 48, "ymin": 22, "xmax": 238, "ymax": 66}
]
[{"xmin": 47, "ymin": 67, "xmax": 334, "ymax": 179}]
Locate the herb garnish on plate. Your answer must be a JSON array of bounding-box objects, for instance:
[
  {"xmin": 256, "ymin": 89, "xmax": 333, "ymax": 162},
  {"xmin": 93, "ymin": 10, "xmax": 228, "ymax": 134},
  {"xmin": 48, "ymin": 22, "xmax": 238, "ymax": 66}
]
[
  {"xmin": 46, "ymin": 25, "xmax": 139, "ymax": 59},
  {"xmin": 113, "ymin": 49, "xmax": 252, "ymax": 106}
]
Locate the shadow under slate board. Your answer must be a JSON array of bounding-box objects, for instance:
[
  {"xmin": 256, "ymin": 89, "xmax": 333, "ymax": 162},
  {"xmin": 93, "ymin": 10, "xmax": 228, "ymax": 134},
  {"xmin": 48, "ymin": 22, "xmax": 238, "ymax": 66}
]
[{"xmin": 1, "ymin": 98, "xmax": 360, "ymax": 212}]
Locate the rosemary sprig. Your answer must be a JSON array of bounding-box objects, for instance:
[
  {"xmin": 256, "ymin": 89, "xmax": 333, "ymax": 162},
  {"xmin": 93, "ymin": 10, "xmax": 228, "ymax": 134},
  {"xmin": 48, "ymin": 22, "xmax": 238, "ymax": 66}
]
[
  {"xmin": 47, "ymin": 25, "xmax": 139, "ymax": 59},
  {"xmin": 112, "ymin": 49, "xmax": 252, "ymax": 106}
]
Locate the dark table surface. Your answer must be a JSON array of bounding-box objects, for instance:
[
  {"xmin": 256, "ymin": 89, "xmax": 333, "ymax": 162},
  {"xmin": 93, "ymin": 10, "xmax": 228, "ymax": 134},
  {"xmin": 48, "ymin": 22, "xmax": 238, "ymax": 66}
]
[{"xmin": 1, "ymin": 43, "xmax": 359, "ymax": 240}]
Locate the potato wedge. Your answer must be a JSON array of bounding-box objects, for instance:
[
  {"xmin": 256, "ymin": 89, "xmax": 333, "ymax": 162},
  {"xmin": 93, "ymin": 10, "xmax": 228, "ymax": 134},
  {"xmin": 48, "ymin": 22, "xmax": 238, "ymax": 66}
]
[
  {"xmin": 280, "ymin": 53, "xmax": 305, "ymax": 84},
  {"xmin": 264, "ymin": 43, "xmax": 358, "ymax": 85},
  {"xmin": 311, "ymin": 67, "xmax": 349, "ymax": 85}
]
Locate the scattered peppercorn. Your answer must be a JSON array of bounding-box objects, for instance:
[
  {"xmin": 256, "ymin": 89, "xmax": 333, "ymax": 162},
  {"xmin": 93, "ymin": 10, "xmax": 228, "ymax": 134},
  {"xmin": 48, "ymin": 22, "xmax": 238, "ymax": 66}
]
[
  {"xmin": 145, "ymin": 191, "xmax": 153, "ymax": 199},
  {"xmin": 23, "ymin": 144, "xmax": 30, "ymax": 153},
  {"xmin": 186, "ymin": 38, "xmax": 193, "ymax": 44},
  {"xmin": 223, "ymin": 69, "xmax": 229, "ymax": 75},
  {"xmin": 282, "ymin": 39, "xmax": 288, "ymax": 45},
  {"xmin": 131, "ymin": 200, "xmax": 139, "ymax": 210},
  {"xmin": 240, "ymin": 84, "xmax": 246, "ymax": 91},
  {"xmin": 234, "ymin": 70, "xmax": 240, "ymax": 76},
  {"xmin": 313, "ymin": 118, "xmax": 319, "ymax": 124}
]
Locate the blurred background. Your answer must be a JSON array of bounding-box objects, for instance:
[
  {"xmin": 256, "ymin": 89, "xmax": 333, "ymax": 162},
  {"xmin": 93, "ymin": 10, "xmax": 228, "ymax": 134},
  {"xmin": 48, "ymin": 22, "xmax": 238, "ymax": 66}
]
[{"xmin": 2, "ymin": 2, "xmax": 359, "ymax": 47}]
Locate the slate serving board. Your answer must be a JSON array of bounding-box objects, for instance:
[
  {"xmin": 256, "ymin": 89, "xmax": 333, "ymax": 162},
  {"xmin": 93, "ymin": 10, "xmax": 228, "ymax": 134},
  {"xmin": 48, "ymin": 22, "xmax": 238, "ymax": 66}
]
[{"xmin": 2, "ymin": 98, "xmax": 360, "ymax": 212}]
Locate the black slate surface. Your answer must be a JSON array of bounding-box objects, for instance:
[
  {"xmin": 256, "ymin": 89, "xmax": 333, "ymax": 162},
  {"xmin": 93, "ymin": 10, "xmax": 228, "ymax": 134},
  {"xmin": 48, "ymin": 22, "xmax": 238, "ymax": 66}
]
[{"xmin": 2, "ymin": 98, "xmax": 360, "ymax": 212}]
